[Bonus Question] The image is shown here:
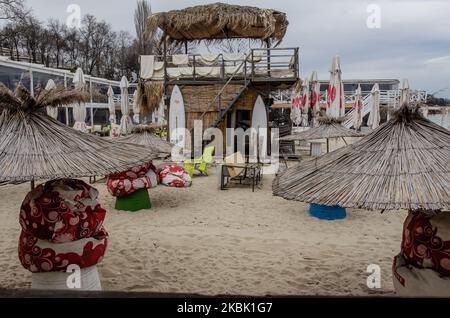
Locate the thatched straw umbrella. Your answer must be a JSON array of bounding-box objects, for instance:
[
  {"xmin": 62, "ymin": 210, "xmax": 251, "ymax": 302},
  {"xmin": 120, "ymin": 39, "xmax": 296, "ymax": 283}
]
[
  {"xmin": 146, "ymin": 3, "xmax": 288, "ymax": 45},
  {"xmin": 279, "ymin": 116, "xmax": 365, "ymax": 153},
  {"xmin": 273, "ymin": 104, "xmax": 450, "ymax": 295},
  {"xmin": 118, "ymin": 124, "xmax": 172, "ymax": 158},
  {"xmin": 274, "ymin": 105, "xmax": 450, "ymax": 210},
  {"xmin": 0, "ymin": 84, "xmax": 161, "ymax": 290},
  {"xmin": 0, "ymin": 84, "xmax": 160, "ymax": 184}
]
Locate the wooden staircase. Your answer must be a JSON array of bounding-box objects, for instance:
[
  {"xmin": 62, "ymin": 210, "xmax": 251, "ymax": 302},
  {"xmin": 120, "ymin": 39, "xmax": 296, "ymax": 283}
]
[
  {"xmin": 212, "ymin": 81, "xmax": 249, "ymax": 128},
  {"xmin": 197, "ymin": 57, "xmax": 250, "ymax": 128}
]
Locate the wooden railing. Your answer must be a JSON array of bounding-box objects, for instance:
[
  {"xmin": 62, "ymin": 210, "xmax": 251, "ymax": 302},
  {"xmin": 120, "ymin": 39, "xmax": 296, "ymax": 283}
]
[{"xmin": 154, "ymin": 47, "xmax": 299, "ymax": 82}]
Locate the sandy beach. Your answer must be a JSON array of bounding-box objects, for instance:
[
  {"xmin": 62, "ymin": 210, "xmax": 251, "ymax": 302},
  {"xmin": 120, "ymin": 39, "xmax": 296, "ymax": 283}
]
[{"xmin": 0, "ymin": 162, "xmax": 406, "ymax": 296}]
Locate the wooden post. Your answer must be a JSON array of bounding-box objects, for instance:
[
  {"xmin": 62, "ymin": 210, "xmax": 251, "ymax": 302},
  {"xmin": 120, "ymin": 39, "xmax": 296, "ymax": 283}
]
[
  {"xmin": 184, "ymin": 41, "xmax": 188, "ymax": 54},
  {"xmin": 163, "ymin": 33, "xmax": 168, "ymax": 82},
  {"xmin": 163, "ymin": 33, "xmax": 169, "ymax": 142},
  {"xmin": 265, "ymin": 39, "xmax": 271, "ymax": 78},
  {"xmin": 326, "ymin": 138, "xmax": 330, "ymax": 153}
]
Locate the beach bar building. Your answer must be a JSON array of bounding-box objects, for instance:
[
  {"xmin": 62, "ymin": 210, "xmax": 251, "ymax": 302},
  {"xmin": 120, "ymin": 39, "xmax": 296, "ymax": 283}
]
[{"xmin": 138, "ymin": 3, "xmax": 300, "ymax": 153}]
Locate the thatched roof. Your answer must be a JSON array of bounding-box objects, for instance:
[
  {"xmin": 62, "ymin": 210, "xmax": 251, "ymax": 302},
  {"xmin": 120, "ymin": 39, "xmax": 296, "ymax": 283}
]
[
  {"xmin": 279, "ymin": 117, "xmax": 365, "ymax": 141},
  {"xmin": 118, "ymin": 125, "xmax": 172, "ymax": 158},
  {"xmin": 0, "ymin": 85, "xmax": 159, "ymax": 183},
  {"xmin": 146, "ymin": 3, "xmax": 288, "ymax": 44},
  {"xmin": 136, "ymin": 81, "xmax": 164, "ymax": 116},
  {"xmin": 273, "ymin": 105, "xmax": 450, "ymax": 211}
]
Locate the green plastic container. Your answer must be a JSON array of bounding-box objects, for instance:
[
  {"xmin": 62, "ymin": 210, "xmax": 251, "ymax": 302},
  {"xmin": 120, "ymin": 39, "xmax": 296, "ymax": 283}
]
[{"xmin": 115, "ymin": 188, "xmax": 152, "ymax": 212}]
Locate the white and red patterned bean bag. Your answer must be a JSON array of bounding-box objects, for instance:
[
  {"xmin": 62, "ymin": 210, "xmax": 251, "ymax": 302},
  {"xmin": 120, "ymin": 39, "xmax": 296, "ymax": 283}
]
[
  {"xmin": 106, "ymin": 163, "xmax": 158, "ymax": 197},
  {"xmin": 18, "ymin": 179, "xmax": 108, "ymax": 273},
  {"xmin": 159, "ymin": 164, "xmax": 192, "ymax": 188},
  {"xmin": 393, "ymin": 212, "xmax": 450, "ymax": 296}
]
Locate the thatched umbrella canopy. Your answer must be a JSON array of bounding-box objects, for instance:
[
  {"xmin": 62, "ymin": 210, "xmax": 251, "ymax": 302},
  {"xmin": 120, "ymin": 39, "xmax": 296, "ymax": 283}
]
[
  {"xmin": 273, "ymin": 105, "xmax": 450, "ymax": 211},
  {"xmin": 279, "ymin": 117, "xmax": 365, "ymax": 152},
  {"xmin": 146, "ymin": 3, "xmax": 288, "ymax": 45},
  {"xmin": 0, "ymin": 84, "xmax": 160, "ymax": 183},
  {"xmin": 118, "ymin": 124, "xmax": 172, "ymax": 158}
]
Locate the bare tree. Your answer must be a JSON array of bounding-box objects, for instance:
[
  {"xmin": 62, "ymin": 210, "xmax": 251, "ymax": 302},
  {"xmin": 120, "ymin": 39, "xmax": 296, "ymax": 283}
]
[
  {"xmin": 48, "ymin": 19, "xmax": 67, "ymax": 68},
  {"xmin": 0, "ymin": 0, "xmax": 28, "ymax": 21},
  {"xmin": 134, "ymin": 0, "xmax": 152, "ymax": 55}
]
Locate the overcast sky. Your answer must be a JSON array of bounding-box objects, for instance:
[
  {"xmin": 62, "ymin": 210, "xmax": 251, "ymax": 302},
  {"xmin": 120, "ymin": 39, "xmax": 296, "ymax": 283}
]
[{"xmin": 28, "ymin": 0, "xmax": 450, "ymax": 97}]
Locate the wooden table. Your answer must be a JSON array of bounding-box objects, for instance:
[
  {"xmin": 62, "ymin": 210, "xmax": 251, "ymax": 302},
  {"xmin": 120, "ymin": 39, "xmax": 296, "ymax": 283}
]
[{"xmin": 220, "ymin": 163, "xmax": 262, "ymax": 192}]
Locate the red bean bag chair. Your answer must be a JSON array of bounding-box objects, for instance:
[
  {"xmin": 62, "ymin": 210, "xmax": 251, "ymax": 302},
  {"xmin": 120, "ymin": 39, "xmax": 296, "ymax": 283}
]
[
  {"xmin": 106, "ymin": 163, "xmax": 158, "ymax": 197},
  {"xmin": 18, "ymin": 179, "xmax": 108, "ymax": 273},
  {"xmin": 159, "ymin": 164, "xmax": 192, "ymax": 188},
  {"xmin": 393, "ymin": 212, "xmax": 450, "ymax": 296}
]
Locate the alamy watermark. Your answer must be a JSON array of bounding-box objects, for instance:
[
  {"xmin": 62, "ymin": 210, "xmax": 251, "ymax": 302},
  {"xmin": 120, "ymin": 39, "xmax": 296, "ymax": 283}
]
[
  {"xmin": 366, "ymin": 4, "xmax": 381, "ymax": 29},
  {"xmin": 66, "ymin": 264, "xmax": 81, "ymax": 289},
  {"xmin": 366, "ymin": 264, "xmax": 381, "ymax": 289},
  {"xmin": 170, "ymin": 122, "xmax": 280, "ymax": 175},
  {"xmin": 66, "ymin": 4, "xmax": 81, "ymax": 29}
]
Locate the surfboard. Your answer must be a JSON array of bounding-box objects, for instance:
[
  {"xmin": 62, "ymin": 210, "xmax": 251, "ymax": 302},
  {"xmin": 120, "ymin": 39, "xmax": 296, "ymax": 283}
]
[
  {"xmin": 251, "ymin": 95, "xmax": 268, "ymax": 162},
  {"xmin": 169, "ymin": 85, "xmax": 185, "ymax": 145}
]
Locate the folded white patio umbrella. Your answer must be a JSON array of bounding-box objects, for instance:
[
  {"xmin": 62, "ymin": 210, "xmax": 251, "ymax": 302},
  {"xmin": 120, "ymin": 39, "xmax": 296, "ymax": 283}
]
[
  {"xmin": 368, "ymin": 83, "xmax": 381, "ymax": 129},
  {"xmin": 44, "ymin": 79, "xmax": 58, "ymax": 120},
  {"xmin": 352, "ymin": 84, "xmax": 363, "ymax": 130},
  {"xmin": 399, "ymin": 79, "xmax": 410, "ymax": 107},
  {"xmin": 72, "ymin": 68, "xmax": 88, "ymax": 132},
  {"xmin": 119, "ymin": 76, "xmax": 133, "ymax": 135},
  {"xmin": 301, "ymin": 78, "xmax": 310, "ymax": 127},
  {"xmin": 132, "ymin": 90, "xmax": 140, "ymax": 124},
  {"xmin": 107, "ymin": 85, "xmax": 116, "ymax": 124},
  {"xmin": 310, "ymin": 71, "xmax": 321, "ymax": 127},
  {"xmin": 327, "ymin": 56, "xmax": 344, "ymax": 118},
  {"xmin": 290, "ymin": 83, "xmax": 303, "ymax": 126}
]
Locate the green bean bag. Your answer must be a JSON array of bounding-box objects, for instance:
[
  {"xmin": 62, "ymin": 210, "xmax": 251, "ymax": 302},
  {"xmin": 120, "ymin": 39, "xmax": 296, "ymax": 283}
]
[{"xmin": 115, "ymin": 188, "xmax": 151, "ymax": 212}]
